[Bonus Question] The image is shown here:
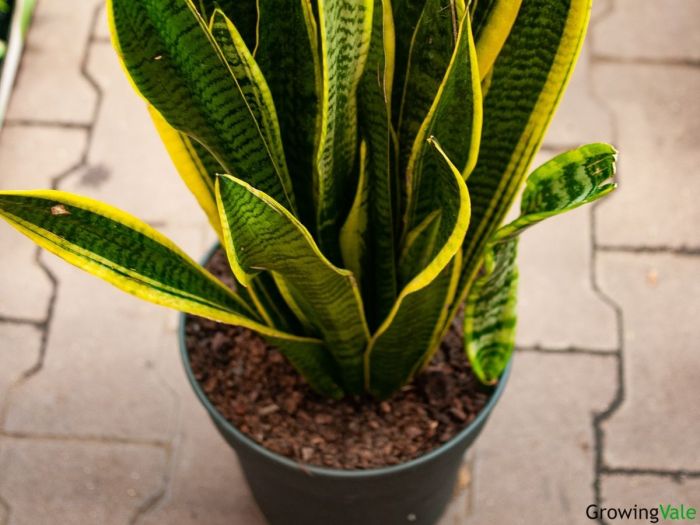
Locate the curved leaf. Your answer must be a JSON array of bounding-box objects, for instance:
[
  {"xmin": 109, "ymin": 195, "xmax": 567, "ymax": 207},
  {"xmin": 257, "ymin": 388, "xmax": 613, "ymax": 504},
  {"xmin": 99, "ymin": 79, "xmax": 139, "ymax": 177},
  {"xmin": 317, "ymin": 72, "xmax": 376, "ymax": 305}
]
[
  {"xmin": 0, "ymin": 189, "xmax": 343, "ymax": 398},
  {"xmin": 315, "ymin": 0, "xmax": 374, "ymax": 262},
  {"xmin": 107, "ymin": 0, "xmax": 297, "ymax": 212},
  {"xmin": 464, "ymin": 240, "xmax": 518, "ymax": 384},
  {"xmin": 402, "ymin": 8, "xmax": 481, "ymax": 253},
  {"xmin": 466, "ymin": 143, "xmax": 617, "ymax": 384},
  {"xmin": 397, "ymin": 0, "xmax": 462, "ymax": 176},
  {"xmin": 447, "ymin": 0, "xmax": 592, "ymax": 336},
  {"xmin": 366, "ymin": 138, "xmax": 470, "ymax": 398},
  {"xmin": 216, "ymin": 175, "xmax": 370, "ymax": 394}
]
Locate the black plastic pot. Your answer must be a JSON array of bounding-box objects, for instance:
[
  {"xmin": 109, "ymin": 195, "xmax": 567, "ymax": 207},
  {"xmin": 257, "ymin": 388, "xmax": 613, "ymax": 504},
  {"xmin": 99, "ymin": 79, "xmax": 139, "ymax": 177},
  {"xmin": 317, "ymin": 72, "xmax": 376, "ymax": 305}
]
[{"xmin": 179, "ymin": 249, "xmax": 511, "ymax": 525}]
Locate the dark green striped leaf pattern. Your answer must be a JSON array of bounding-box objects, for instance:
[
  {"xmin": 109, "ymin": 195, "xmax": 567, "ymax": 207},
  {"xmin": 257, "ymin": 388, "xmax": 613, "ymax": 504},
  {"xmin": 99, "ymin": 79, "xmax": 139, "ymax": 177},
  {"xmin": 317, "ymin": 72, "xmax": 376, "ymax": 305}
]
[
  {"xmin": 0, "ymin": 0, "xmax": 617, "ymax": 400},
  {"xmin": 255, "ymin": 0, "xmax": 321, "ymax": 231},
  {"xmin": 355, "ymin": 0, "xmax": 398, "ymax": 327},
  {"xmin": 397, "ymin": 0, "xmax": 461, "ymax": 175},
  {"xmin": 402, "ymin": 8, "xmax": 481, "ymax": 277},
  {"xmin": 315, "ymin": 0, "xmax": 373, "ymax": 262},
  {"xmin": 194, "ymin": 0, "xmax": 258, "ymax": 50},
  {"xmin": 448, "ymin": 0, "xmax": 591, "ymax": 337},
  {"xmin": 464, "ymin": 239, "xmax": 518, "ymax": 384},
  {"xmin": 209, "ymin": 10, "xmax": 290, "ymax": 185},
  {"xmin": 465, "ymin": 143, "xmax": 617, "ymax": 384},
  {"xmin": 216, "ymin": 175, "xmax": 370, "ymax": 394},
  {"xmin": 0, "ymin": 190, "xmax": 259, "ymax": 320},
  {"xmin": 367, "ymin": 139, "xmax": 470, "ymax": 399},
  {"xmin": 109, "ymin": 0, "xmax": 296, "ymax": 211}
]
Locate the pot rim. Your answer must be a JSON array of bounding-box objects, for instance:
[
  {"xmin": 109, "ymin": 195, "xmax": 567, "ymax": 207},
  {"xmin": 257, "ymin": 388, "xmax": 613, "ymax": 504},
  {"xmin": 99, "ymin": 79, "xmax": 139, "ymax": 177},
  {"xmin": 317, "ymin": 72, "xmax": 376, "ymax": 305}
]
[{"xmin": 178, "ymin": 244, "xmax": 512, "ymax": 479}]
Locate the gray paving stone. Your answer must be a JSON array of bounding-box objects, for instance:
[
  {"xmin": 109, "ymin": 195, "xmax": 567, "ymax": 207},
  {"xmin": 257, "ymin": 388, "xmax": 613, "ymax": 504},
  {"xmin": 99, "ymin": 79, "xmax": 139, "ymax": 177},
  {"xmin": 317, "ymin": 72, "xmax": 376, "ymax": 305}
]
[
  {"xmin": 0, "ymin": 324, "xmax": 41, "ymax": 410},
  {"xmin": 592, "ymin": 0, "xmax": 700, "ymax": 62},
  {"xmin": 94, "ymin": 4, "xmax": 110, "ymax": 42},
  {"xmin": 2, "ymin": 253, "xmax": 178, "ymax": 441},
  {"xmin": 517, "ymin": 200, "xmax": 617, "ymax": 351},
  {"xmin": 602, "ymin": 475, "xmax": 700, "ymax": 512},
  {"xmin": 6, "ymin": 0, "xmax": 99, "ymax": 123},
  {"xmin": 0, "ymin": 126, "xmax": 85, "ymax": 321},
  {"xmin": 544, "ymin": 46, "xmax": 615, "ymax": 148},
  {"xmin": 592, "ymin": 63, "xmax": 700, "ymax": 248},
  {"xmin": 0, "ymin": 126, "xmax": 86, "ymax": 188},
  {"xmin": 440, "ymin": 352, "xmax": 617, "ymax": 524},
  {"xmin": 0, "ymin": 438, "xmax": 166, "ymax": 525},
  {"xmin": 599, "ymin": 253, "xmax": 700, "ymax": 470},
  {"xmin": 136, "ymin": 366, "xmax": 265, "ymax": 525}
]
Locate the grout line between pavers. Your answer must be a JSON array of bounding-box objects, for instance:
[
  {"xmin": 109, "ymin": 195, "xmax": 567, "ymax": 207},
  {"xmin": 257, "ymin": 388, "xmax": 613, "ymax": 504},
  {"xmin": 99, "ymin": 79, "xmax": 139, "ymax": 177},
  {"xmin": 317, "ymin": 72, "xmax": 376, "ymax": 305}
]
[
  {"xmin": 598, "ymin": 244, "xmax": 700, "ymax": 256},
  {"xmin": 0, "ymin": 429, "xmax": 168, "ymax": 449},
  {"xmin": 2, "ymin": 119, "xmax": 91, "ymax": 130},
  {"xmin": 591, "ymin": 54, "xmax": 700, "ymax": 69},
  {"xmin": 516, "ymin": 345, "xmax": 618, "ymax": 357},
  {"xmin": 602, "ymin": 467, "xmax": 700, "ymax": 481},
  {"xmin": 129, "ymin": 439, "xmax": 176, "ymax": 525},
  {"xmin": 0, "ymin": 316, "xmax": 43, "ymax": 328}
]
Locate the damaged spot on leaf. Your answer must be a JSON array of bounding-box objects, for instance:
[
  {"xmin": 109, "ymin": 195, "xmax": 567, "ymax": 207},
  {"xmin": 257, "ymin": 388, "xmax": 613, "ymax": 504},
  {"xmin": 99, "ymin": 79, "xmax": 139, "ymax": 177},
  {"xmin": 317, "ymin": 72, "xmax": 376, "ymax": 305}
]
[{"xmin": 50, "ymin": 204, "xmax": 71, "ymax": 216}]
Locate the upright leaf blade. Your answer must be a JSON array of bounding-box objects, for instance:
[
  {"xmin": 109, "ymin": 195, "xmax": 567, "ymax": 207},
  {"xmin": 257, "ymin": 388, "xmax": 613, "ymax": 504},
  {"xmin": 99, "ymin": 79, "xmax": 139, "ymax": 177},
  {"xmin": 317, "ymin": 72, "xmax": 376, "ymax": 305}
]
[
  {"xmin": 340, "ymin": 140, "xmax": 370, "ymax": 284},
  {"xmin": 402, "ymin": 9, "xmax": 481, "ymax": 260},
  {"xmin": 216, "ymin": 175, "xmax": 370, "ymax": 394},
  {"xmin": 315, "ymin": 0, "xmax": 374, "ymax": 262},
  {"xmin": 108, "ymin": 0, "xmax": 296, "ymax": 212},
  {"xmin": 465, "ymin": 144, "xmax": 617, "ymax": 384},
  {"xmin": 397, "ymin": 0, "xmax": 462, "ymax": 176},
  {"xmin": 366, "ymin": 139, "xmax": 470, "ymax": 398},
  {"xmin": 255, "ymin": 0, "xmax": 322, "ymax": 230},
  {"xmin": 471, "ymin": 0, "xmax": 522, "ymax": 79},
  {"xmin": 209, "ymin": 9, "xmax": 290, "ymax": 186},
  {"xmin": 356, "ymin": 0, "xmax": 398, "ymax": 326}
]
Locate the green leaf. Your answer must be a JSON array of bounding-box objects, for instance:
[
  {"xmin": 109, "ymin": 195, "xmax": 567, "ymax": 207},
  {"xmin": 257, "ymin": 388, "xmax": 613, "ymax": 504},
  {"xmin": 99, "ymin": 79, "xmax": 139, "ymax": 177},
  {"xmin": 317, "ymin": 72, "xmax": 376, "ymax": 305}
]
[
  {"xmin": 465, "ymin": 143, "xmax": 617, "ymax": 384},
  {"xmin": 108, "ymin": 0, "xmax": 297, "ymax": 212},
  {"xmin": 401, "ymin": 8, "xmax": 481, "ymax": 258},
  {"xmin": 0, "ymin": 190, "xmax": 343, "ymax": 398},
  {"xmin": 396, "ymin": 0, "xmax": 463, "ymax": 177},
  {"xmin": 366, "ymin": 138, "xmax": 470, "ymax": 399},
  {"xmin": 194, "ymin": 0, "xmax": 258, "ymax": 50},
  {"xmin": 255, "ymin": 0, "xmax": 321, "ymax": 230},
  {"xmin": 398, "ymin": 209, "xmax": 441, "ymax": 286},
  {"xmin": 208, "ymin": 9, "xmax": 290, "ymax": 190},
  {"xmin": 471, "ymin": 0, "xmax": 522, "ymax": 79},
  {"xmin": 315, "ymin": 0, "xmax": 374, "ymax": 262},
  {"xmin": 356, "ymin": 0, "xmax": 398, "ymax": 327},
  {"xmin": 216, "ymin": 174, "xmax": 370, "ymax": 394},
  {"xmin": 447, "ymin": 0, "xmax": 592, "ymax": 338},
  {"xmin": 464, "ymin": 240, "xmax": 518, "ymax": 384},
  {"xmin": 340, "ymin": 140, "xmax": 370, "ymax": 284}
]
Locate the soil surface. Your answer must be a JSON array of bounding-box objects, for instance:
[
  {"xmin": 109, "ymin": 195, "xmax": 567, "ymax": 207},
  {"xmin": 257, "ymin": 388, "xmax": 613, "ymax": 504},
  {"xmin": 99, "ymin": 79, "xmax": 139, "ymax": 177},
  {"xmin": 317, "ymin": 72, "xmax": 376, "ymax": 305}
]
[{"xmin": 186, "ymin": 249, "xmax": 495, "ymax": 469}]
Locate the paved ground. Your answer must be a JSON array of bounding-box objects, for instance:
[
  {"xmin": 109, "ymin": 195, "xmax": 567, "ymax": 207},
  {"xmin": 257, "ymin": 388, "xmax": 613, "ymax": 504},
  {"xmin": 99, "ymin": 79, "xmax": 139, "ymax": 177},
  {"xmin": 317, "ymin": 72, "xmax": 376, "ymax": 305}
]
[{"xmin": 0, "ymin": 1, "xmax": 698, "ymax": 524}]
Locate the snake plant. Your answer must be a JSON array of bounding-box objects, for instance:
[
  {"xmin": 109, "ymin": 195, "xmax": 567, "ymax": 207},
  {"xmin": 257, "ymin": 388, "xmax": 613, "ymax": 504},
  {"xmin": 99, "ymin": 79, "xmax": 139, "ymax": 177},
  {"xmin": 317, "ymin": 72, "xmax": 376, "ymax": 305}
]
[{"xmin": 0, "ymin": 0, "xmax": 616, "ymax": 399}]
